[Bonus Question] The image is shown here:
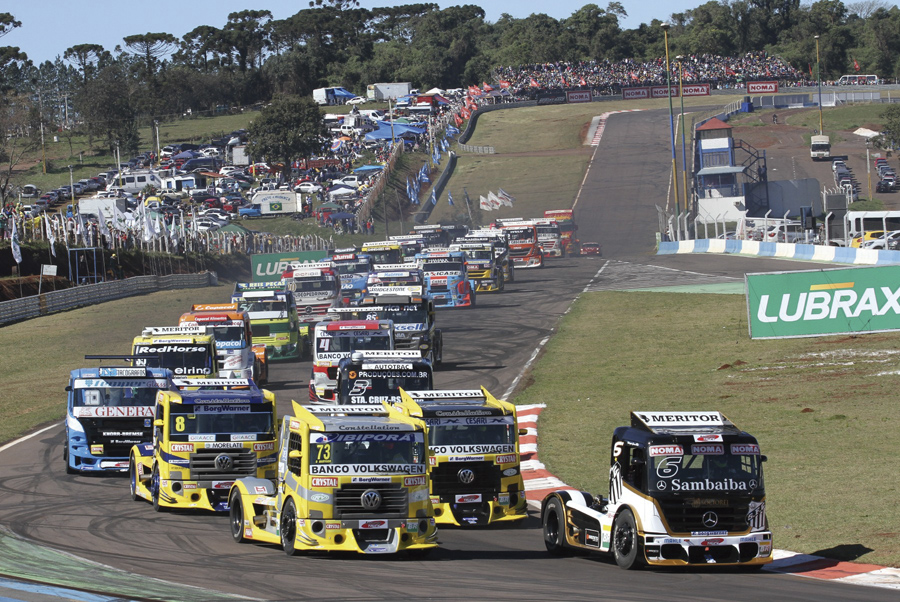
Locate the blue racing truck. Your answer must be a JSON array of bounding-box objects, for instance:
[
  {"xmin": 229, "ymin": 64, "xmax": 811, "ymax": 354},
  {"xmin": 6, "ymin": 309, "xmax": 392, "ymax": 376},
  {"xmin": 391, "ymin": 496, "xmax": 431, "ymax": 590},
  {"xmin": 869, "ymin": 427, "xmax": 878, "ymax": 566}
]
[
  {"xmin": 65, "ymin": 359, "xmax": 172, "ymax": 474},
  {"xmin": 324, "ymin": 249, "xmax": 373, "ymax": 305},
  {"xmin": 414, "ymin": 249, "xmax": 475, "ymax": 308}
]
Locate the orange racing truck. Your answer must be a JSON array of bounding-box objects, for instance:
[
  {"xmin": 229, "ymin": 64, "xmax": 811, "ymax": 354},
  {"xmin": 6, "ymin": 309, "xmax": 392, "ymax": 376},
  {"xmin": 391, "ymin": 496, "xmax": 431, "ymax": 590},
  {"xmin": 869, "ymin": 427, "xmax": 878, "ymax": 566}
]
[
  {"xmin": 179, "ymin": 303, "xmax": 268, "ymax": 384},
  {"xmin": 543, "ymin": 209, "xmax": 579, "ymax": 255}
]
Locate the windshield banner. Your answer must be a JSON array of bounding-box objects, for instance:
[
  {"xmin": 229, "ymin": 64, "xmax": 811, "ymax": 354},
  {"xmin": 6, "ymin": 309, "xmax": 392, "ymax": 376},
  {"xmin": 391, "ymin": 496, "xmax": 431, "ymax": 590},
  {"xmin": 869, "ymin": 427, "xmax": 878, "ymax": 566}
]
[{"xmin": 746, "ymin": 265, "xmax": 900, "ymax": 339}]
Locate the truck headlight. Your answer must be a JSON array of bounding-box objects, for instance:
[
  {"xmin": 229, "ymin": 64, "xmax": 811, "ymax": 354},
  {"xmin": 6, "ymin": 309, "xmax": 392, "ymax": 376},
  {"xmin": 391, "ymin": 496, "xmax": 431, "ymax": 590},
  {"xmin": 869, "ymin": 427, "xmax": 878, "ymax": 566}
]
[{"xmin": 67, "ymin": 413, "xmax": 85, "ymax": 433}]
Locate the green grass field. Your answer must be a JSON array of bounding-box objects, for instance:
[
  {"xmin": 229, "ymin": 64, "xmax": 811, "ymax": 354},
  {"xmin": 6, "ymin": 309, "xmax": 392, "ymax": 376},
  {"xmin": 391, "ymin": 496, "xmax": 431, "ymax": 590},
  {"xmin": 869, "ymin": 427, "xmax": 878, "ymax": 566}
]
[{"xmin": 513, "ymin": 290, "xmax": 900, "ymax": 566}]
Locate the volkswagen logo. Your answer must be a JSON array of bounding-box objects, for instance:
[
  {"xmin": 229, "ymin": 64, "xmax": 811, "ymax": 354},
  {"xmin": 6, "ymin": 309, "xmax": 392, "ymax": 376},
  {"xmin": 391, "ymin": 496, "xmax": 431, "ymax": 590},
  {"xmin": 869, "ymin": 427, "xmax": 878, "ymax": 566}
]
[
  {"xmin": 458, "ymin": 468, "xmax": 475, "ymax": 484},
  {"xmin": 214, "ymin": 454, "xmax": 234, "ymax": 472},
  {"xmin": 360, "ymin": 489, "xmax": 382, "ymax": 511},
  {"xmin": 702, "ymin": 511, "xmax": 719, "ymax": 528}
]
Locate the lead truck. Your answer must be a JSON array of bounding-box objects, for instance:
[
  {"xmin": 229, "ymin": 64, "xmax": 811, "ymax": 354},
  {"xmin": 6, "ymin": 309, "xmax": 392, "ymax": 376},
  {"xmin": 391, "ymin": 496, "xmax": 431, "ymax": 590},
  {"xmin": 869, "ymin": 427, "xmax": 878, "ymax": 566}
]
[
  {"xmin": 541, "ymin": 411, "xmax": 771, "ymax": 569},
  {"xmin": 227, "ymin": 402, "xmax": 438, "ymax": 556}
]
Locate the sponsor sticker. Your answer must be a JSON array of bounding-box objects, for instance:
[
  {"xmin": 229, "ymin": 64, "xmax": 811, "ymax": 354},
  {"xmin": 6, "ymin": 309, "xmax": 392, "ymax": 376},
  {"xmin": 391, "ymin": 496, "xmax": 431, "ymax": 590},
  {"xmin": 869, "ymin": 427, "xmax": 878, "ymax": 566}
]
[
  {"xmin": 310, "ymin": 493, "xmax": 330, "ymax": 503},
  {"xmin": 693, "ymin": 434, "xmax": 723, "ymax": 442},
  {"xmin": 171, "ymin": 443, "xmax": 194, "ymax": 453},
  {"xmin": 502, "ymin": 468, "xmax": 518, "ymax": 477},
  {"xmin": 455, "ymin": 493, "xmax": 482, "ymax": 504},
  {"xmin": 448, "ymin": 455, "xmax": 484, "ymax": 462},
  {"xmin": 406, "ymin": 522, "xmax": 418, "ymax": 533},
  {"xmin": 649, "ymin": 445, "xmax": 684, "ymax": 457},
  {"xmin": 691, "ymin": 444, "xmax": 724, "ymax": 455},
  {"xmin": 359, "ymin": 520, "xmax": 388, "ymax": 529},
  {"xmin": 90, "ymin": 444, "xmax": 104, "ymax": 455},
  {"xmin": 498, "ymin": 494, "xmax": 510, "ymax": 505},
  {"xmin": 253, "ymin": 442, "xmax": 275, "ymax": 452},
  {"xmin": 495, "ymin": 454, "xmax": 517, "ymax": 465},
  {"xmin": 212, "ymin": 481, "xmax": 234, "ymax": 489},
  {"xmin": 351, "ymin": 476, "xmax": 392, "ymax": 484},
  {"xmin": 585, "ymin": 529, "xmax": 601, "ymax": 548},
  {"xmin": 244, "ymin": 528, "xmax": 253, "ymax": 537},
  {"xmin": 183, "ymin": 483, "xmax": 198, "ymax": 489},
  {"xmin": 691, "ymin": 531, "xmax": 728, "ymax": 536},
  {"xmin": 404, "ymin": 476, "xmax": 426, "ymax": 486},
  {"xmin": 325, "ymin": 522, "xmax": 341, "ymax": 530},
  {"xmin": 253, "ymin": 486, "xmax": 267, "ymax": 494},
  {"xmin": 311, "ymin": 477, "xmax": 338, "ymax": 488},
  {"xmin": 731, "ymin": 444, "xmax": 760, "ymax": 455}
]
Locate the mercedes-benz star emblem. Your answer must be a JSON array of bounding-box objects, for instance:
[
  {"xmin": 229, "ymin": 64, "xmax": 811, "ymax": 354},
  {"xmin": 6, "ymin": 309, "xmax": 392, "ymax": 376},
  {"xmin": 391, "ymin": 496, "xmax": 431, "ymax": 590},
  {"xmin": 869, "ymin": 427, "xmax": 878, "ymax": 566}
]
[
  {"xmin": 361, "ymin": 489, "xmax": 382, "ymax": 511},
  {"xmin": 458, "ymin": 468, "xmax": 475, "ymax": 484},
  {"xmin": 214, "ymin": 454, "xmax": 233, "ymax": 472},
  {"xmin": 702, "ymin": 511, "xmax": 719, "ymax": 528}
]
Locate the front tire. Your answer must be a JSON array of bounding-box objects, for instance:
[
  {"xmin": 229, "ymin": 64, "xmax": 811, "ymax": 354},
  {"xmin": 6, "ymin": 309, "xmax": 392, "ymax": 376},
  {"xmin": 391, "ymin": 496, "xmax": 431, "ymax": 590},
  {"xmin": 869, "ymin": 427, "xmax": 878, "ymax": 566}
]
[
  {"xmin": 613, "ymin": 508, "xmax": 644, "ymax": 570},
  {"xmin": 129, "ymin": 460, "xmax": 140, "ymax": 502},
  {"xmin": 230, "ymin": 491, "xmax": 247, "ymax": 543},
  {"xmin": 151, "ymin": 466, "xmax": 164, "ymax": 512},
  {"xmin": 543, "ymin": 498, "xmax": 572, "ymax": 556},
  {"xmin": 281, "ymin": 498, "xmax": 298, "ymax": 556},
  {"xmin": 63, "ymin": 444, "xmax": 77, "ymax": 475}
]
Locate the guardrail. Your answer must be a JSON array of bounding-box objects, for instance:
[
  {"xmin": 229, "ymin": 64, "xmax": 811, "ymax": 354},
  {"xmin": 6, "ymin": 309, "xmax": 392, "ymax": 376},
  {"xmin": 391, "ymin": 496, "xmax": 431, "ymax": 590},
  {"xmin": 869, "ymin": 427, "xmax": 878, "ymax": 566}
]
[{"xmin": 0, "ymin": 272, "xmax": 218, "ymax": 326}]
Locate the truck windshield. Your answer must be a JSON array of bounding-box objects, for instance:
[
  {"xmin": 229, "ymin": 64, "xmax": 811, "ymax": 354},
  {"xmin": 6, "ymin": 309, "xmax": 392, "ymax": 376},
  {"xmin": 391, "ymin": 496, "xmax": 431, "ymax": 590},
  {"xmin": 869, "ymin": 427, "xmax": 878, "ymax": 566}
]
[
  {"xmin": 333, "ymin": 260, "xmax": 372, "ymax": 276},
  {"xmin": 504, "ymin": 228, "xmax": 535, "ymax": 243},
  {"xmin": 422, "ymin": 260, "xmax": 463, "ymax": 272},
  {"xmin": 317, "ymin": 333, "xmax": 392, "ymax": 353},
  {"xmin": 340, "ymin": 368, "xmax": 432, "ymax": 404},
  {"xmin": 650, "ymin": 447, "xmax": 763, "ymax": 495},
  {"xmin": 290, "ymin": 279, "xmax": 335, "ymax": 294},
  {"xmin": 427, "ymin": 419, "xmax": 516, "ymax": 450},
  {"xmin": 375, "ymin": 304, "xmax": 426, "ymax": 324},
  {"xmin": 811, "ymin": 143, "xmax": 831, "ymax": 151},
  {"xmin": 463, "ymin": 249, "xmax": 493, "ymax": 261},
  {"xmin": 536, "ymin": 225, "xmax": 560, "ymax": 237},
  {"xmin": 236, "ymin": 299, "xmax": 289, "ymax": 315},
  {"xmin": 168, "ymin": 406, "xmax": 274, "ymax": 437},
  {"xmin": 365, "ymin": 249, "xmax": 400, "ymax": 264},
  {"xmin": 208, "ymin": 325, "xmax": 246, "ymax": 346},
  {"xmin": 310, "ymin": 432, "xmax": 426, "ymax": 473},
  {"xmin": 76, "ymin": 386, "xmax": 158, "ymax": 408}
]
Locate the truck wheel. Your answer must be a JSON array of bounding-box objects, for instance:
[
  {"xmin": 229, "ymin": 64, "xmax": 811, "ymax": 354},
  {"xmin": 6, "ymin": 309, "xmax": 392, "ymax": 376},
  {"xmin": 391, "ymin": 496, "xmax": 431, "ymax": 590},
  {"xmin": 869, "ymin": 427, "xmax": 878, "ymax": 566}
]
[
  {"xmin": 543, "ymin": 498, "xmax": 571, "ymax": 556},
  {"xmin": 508, "ymin": 265, "xmax": 515, "ymax": 283},
  {"xmin": 229, "ymin": 491, "xmax": 247, "ymax": 543},
  {"xmin": 129, "ymin": 460, "xmax": 140, "ymax": 502},
  {"xmin": 281, "ymin": 498, "xmax": 298, "ymax": 556},
  {"xmin": 151, "ymin": 466, "xmax": 164, "ymax": 512},
  {"xmin": 63, "ymin": 445, "xmax": 77, "ymax": 475},
  {"xmin": 435, "ymin": 334, "xmax": 443, "ymax": 365},
  {"xmin": 613, "ymin": 508, "xmax": 644, "ymax": 570}
]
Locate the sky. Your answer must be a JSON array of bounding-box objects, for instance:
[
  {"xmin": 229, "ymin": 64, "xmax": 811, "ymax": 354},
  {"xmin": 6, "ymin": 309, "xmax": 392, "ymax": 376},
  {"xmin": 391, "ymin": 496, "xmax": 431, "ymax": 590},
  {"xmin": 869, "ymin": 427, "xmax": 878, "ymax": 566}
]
[{"xmin": 4, "ymin": 1, "xmax": 701, "ymax": 66}]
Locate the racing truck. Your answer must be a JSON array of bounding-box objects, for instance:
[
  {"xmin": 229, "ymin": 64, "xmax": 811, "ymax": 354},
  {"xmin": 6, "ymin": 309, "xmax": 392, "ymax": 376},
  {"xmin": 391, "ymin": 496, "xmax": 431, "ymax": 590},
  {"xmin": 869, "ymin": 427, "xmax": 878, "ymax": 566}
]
[
  {"xmin": 131, "ymin": 326, "xmax": 219, "ymax": 379},
  {"xmin": 394, "ymin": 388, "xmax": 528, "ymax": 526},
  {"xmin": 335, "ymin": 350, "xmax": 433, "ymax": 405},
  {"xmin": 355, "ymin": 290, "xmax": 443, "ymax": 364},
  {"xmin": 451, "ymin": 241, "xmax": 504, "ymax": 292},
  {"xmin": 360, "ymin": 240, "xmax": 402, "ymax": 265},
  {"xmin": 129, "ymin": 378, "xmax": 278, "ymax": 512},
  {"xmin": 325, "ymin": 249, "xmax": 373, "ymax": 305},
  {"xmin": 410, "ymin": 225, "xmax": 450, "ymax": 247},
  {"xmin": 414, "ymin": 250, "xmax": 475, "ymax": 308},
  {"xmin": 64, "ymin": 360, "xmax": 172, "ymax": 474},
  {"xmin": 366, "ymin": 264, "xmax": 426, "ymax": 295},
  {"xmin": 540, "ymin": 411, "xmax": 772, "ymax": 570},
  {"xmin": 496, "ymin": 220, "xmax": 543, "ymax": 268},
  {"xmin": 388, "ymin": 235, "xmax": 427, "ymax": 263},
  {"xmin": 179, "ymin": 303, "xmax": 267, "ymax": 383},
  {"xmin": 544, "ymin": 209, "xmax": 579, "ymax": 255},
  {"xmin": 227, "ymin": 402, "xmax": 438, "ymax": 556},
  {"xmin": 309, "ymin": 319, "xmax": 395, "ymax": 403},
  {"xmin": 533, "ymin": 218, "xmax": 564, "ymax": 258},
  {"xmin": 232, "ymin": 281, "xmax": 307, "ymax": 361},
  {"xmin": 282, "ymin": 264, "xmax": 342, "ymax": 326},
  {"xmin": 464, "ymin": 229, "xmax": 514, "ymax": 283}
]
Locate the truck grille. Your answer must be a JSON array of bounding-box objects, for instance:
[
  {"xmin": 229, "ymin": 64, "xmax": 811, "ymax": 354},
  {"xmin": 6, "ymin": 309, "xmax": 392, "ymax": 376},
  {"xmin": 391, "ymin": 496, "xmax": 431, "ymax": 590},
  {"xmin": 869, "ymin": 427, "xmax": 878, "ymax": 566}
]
[
  {"xmin": 189, "ymin": 448, "xmax": 258, "ymax": 480},
  {"xmin": 334, "ymin": 484, "xmax": 408, "ymax": 518},
  {"xmin": 429, "ymin": 285, "xmax": 449, "ymax": 293},
  {"xmin": 431, "ymin": 461, "xmax": 500, "ymax": 495},
  {"xmin": 467, "ymin": 269, "xmax": 491, "ymax": 279},
  {"xmin": 394, "ymin": 339, "xmax": 418, "ymax": 350},
  {"xmin": 509, "ymin": 247, "xmax": 530, "ymax": 258},
  {"xmin": 658, "ymin": 499, "xmax": 752, "ymax": 533},
  {"xmin": 82, "ymin": 418, "xmax": 151, "ymax": 457}
]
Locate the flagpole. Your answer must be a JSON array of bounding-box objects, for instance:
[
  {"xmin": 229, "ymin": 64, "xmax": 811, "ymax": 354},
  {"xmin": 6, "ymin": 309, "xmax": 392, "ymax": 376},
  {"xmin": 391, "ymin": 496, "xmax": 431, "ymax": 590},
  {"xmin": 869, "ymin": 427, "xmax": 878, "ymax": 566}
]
[{"xmin": 463, "ymin": 187, "xmax": 473, "ymax": 223}]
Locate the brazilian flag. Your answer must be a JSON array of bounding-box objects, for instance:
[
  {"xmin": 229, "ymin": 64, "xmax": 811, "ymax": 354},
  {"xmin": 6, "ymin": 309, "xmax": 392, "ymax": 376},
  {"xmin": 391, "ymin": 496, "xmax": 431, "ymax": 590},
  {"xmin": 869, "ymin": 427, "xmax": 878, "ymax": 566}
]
[{"xmin": 270, "ymin": 202, "xmax": 283, "ymax": 211}]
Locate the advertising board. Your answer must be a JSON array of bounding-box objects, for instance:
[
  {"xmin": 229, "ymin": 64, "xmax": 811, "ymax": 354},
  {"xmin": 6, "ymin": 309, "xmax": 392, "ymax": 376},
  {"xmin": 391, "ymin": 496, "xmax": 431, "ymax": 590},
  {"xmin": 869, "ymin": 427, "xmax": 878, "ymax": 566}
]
[
  {"xmin": 251, "ymin": 251, "xmax": 328, "ymax": 282},
  {"xmin": 566, "ymin": 90, "xmax": 592, "ymax": 103},
  {"xmin": 746, "ymin": 265, "xmax": 900, "ymax": 339},
  {"xmin": 681, "ymin": 83, "xmax": 711, "ymax": 97},
  {"xmin": 650, "ymin": 86, "xmax": 678, "ymax": 99},
  {"xmin": 622, "ymin": 87, "xmax": 649, "ymax": 100},
  {"xmin": 748, "ymin": 81, "xmax": 778, "ymax": 94}
]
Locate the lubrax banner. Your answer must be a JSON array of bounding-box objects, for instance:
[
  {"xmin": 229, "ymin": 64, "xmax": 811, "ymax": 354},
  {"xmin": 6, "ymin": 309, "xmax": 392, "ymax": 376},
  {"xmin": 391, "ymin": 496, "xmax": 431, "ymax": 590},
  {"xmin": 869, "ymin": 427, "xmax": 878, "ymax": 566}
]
[
  {"xmin": 251, "ymin": 251, "xmax": 327, "ymax": 282},
  {"xmin": 746, "ymin": 265, "xmax": 900, "ymax": 339}
]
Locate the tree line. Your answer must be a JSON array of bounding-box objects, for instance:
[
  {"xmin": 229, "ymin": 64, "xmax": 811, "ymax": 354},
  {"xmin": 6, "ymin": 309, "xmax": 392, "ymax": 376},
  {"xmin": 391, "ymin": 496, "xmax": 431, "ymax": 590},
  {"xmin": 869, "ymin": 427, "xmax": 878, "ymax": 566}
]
[{"xmin": 1, "ymin": 1, "xmax": 900, "ymax": 161}]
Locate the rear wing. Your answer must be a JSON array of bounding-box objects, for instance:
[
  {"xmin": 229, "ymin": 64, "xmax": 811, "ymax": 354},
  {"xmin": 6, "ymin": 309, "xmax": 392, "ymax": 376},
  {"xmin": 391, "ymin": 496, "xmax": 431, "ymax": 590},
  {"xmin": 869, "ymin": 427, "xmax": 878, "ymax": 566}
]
[
  {"xmin": 171, "ymin": 378, "xmax": 256, "ymax": 390},
  {"xmin": 141, "ymin": 326, "xmax": 206, "ymax": 336},
  {"xmin": 630, "ymin": 411, "xmax": 740, "ymax": 434}
]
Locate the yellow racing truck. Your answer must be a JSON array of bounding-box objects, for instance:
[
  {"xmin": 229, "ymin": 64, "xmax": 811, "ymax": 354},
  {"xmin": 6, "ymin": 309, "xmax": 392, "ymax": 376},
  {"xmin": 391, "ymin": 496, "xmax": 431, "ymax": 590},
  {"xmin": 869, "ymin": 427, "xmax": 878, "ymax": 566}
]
[
  {"xmin": 131, "ymin": 326, "xmax": 219, "ymax": 379},
  {"xmin": 128, "ymin": 378, "xmax": 278, "ymax": 512},
  {"xmin": 395, "ymin": 388, "xmax": 528, "ymax": 526},
  {"xmin": 227, "ymin": 402, "xmax": 438, "ymax": 556}
]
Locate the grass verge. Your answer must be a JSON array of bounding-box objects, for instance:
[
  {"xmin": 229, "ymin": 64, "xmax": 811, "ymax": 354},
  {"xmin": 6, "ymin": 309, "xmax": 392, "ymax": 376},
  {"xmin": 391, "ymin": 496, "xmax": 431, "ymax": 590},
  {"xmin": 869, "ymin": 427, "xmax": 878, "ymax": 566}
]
[{"xmin": 512, "ymin": 289, "xmax": 900, "ymax": 567}]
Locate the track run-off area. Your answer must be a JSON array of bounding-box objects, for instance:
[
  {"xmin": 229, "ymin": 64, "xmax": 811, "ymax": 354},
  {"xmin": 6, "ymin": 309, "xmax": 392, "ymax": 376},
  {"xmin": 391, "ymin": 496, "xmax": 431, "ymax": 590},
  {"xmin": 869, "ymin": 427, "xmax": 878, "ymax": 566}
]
[{"xmin": 1, "ymin": 108, "xmax": 897, "ymax": 601}]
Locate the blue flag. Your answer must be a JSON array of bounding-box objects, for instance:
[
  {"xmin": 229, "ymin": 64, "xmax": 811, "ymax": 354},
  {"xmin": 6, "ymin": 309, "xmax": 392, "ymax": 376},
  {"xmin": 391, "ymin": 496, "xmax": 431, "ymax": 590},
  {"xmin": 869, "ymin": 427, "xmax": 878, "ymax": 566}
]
[
  {"xmin": 431, "ymin": 190, "xmax": 437, "ymax": 205},
  {"xmin": 448, "ymin": 192, "xmax": 454, "ymax": 206}
]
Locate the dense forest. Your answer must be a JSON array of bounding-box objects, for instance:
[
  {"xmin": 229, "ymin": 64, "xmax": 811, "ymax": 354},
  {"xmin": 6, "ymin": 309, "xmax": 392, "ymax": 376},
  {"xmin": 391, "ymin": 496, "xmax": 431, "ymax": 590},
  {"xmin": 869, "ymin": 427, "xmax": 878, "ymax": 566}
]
[{"xmin": 1, "ymin": 1, "xmax": 900, "ymax": 158}]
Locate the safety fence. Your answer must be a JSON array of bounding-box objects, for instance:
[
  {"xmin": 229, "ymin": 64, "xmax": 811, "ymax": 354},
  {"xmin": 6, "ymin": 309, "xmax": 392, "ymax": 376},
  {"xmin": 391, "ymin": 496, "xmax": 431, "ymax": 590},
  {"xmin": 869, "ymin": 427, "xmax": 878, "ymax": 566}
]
[
  {"xmin": 658, "ymin": 239, "xmax": 900, "ymax": 266},
  {"xmin": 458, "ymin": 144, "xmax": 495, "ymax": 154},
  {"xmin": 0, "ymin": 271, "xmax": 217, "ymax": 326}
]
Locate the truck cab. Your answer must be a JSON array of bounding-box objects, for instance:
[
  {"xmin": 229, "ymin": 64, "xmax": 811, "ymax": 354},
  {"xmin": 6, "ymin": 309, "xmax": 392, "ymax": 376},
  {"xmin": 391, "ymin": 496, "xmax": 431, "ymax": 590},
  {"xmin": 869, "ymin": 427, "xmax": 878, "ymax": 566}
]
[
  {"xmin": 388, "ymin": 235, "xmax": 427, "ymax": 263},
  {"xmin": 497, "ymin": 220, "xmax": 543, "ymax": 268},
  {"xmin": 360, "ymin": 241, "xmax": 402, "ymax": 265},
  {"xmin": 354, "ymin": 291, "xmax": 443, "ymax": 364},
  {"xmin": 64, "ymin": 363, "xmax": 172, "ymax": 474},
  {"xmin": 394, "ymin": 388, "xmax": 528, "ymax": 526},
  {"xmin": 415, "ymin": 250, "xmax": 474, "ymax": 308},
  {"xmin": 324, "ymin": 250, "xmax": 373, "ymax": 305},
  {"xmin": 544, "ymin": 209, "xmax": 579, "ymax": 255},
  {"xmin": 464, "ymin": 230, "xmax": 514, "ymax": 283},
  {"xmin": 810, "ymin": 135, "xmax": 831, "ymax": 161},
  {"xmin": 179, "ymin": 303, "xmax": 267, "ymax": 383},
  {"xmin": 131, "ymin": 326, "xmax": 219, "ymax": 379},
  {"xmin": 227, "ymin": 402, "xmax": 438, "ymax": 555},
  {"xmin": 282, "ymin": 264, "xmax": 342, "ymax": 325},
  {"xmin": 533, "ymin": 218, "xmax": 564, "ymax": 258},
  {"xmin": 541, "ymin": 411, "xmax": 771, "ymax": 569},
  {"xmin": 335, "ymin": 350, "xmax": 432, "ymax": 405},
  {"xmin": 451, "ymin": 242, "xmax": 504, "ymax": 292},
  {"xmin": 310, "ymin": 319, "xmax": 395, "ymax": 403},
  {"xmin": 128, "ymin": 378, "xmax": 278, "ymax": 512},
  {"xmin": 232, "ymin": 281, "xmax": 306, "ymax": 361}
]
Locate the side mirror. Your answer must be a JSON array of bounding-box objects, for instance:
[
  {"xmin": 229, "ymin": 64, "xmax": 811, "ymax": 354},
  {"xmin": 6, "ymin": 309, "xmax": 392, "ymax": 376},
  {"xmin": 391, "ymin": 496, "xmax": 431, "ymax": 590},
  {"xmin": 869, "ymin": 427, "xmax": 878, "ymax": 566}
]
[
  {"xmin": 288, "ymin": 450, "xmax": 302, "ymax": 459},
  {"xmin": 760, "ymin": 455, "xmax": 768, "ymax": 462},
  {"xmin": 631, "ymin": 458, "xmax": 646, "ymax": 467},
  {"xmin": 518, "ymin": 428, "xmax": 528, "ymax": 436},
  {"xmin": 153, "ymin": 419, "xmax": 164, "ymax": 427}
]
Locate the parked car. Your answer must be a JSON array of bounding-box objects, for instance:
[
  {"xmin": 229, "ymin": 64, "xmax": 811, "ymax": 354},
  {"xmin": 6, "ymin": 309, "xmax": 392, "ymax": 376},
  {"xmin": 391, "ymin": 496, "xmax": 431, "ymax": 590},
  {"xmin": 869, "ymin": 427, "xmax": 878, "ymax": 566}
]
[
  {"xmin": 294, "ymin": 181, "xmax": 324, "ymax": 194},
  {"xmin": 877, "ymin": 179, "xmax": 894, "ymax": 193},
  {"xmin": 346, "ymin": 96, "xmax": 367, "ymax": 105},
  {"xmin": 21, "ymin": 184, "xmax": 41, "ymax": 198},
  {"xmin": 862, "ymin": 230, "xmax": 900, "ymax": 250}
]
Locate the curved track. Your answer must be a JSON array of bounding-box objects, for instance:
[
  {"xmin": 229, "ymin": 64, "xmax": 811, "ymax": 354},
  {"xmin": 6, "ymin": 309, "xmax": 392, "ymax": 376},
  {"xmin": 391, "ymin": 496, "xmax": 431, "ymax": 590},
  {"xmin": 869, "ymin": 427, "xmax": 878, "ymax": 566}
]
[{"xmin": 0, "ymin": 109, "xmax": 893, "ymax": 601}]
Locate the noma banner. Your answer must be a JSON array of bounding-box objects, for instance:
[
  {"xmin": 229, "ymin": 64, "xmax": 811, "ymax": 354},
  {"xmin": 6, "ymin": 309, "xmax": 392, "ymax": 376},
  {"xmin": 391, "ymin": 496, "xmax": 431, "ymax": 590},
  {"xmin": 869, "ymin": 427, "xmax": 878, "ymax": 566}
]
[
  {"xmin": 746, "ymin": 265, "xmax": 900, "ymax": 339},
  {"xmin": 251, "ymin": 251, "xmax": 327, "ymax": 282}
]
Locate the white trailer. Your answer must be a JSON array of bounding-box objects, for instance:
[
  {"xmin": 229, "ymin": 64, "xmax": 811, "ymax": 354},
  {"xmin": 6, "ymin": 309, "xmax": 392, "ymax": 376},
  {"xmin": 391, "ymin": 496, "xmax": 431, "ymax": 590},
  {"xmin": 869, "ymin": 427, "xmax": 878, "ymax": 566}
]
[
  {"xmin": 366, "ymin": 82, "xmax": 412, "ymax": 101},
  {"xmin": 78, "ymin": 197, "xmax": 128, "ymax": 221}
]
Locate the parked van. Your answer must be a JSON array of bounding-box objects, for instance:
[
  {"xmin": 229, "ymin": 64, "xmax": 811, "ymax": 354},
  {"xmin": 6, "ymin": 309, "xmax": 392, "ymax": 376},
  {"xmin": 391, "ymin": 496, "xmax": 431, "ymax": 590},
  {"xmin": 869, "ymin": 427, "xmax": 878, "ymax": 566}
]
[
  {"xmin": 181, "ymin": 157, "xmax": 223, "ymax": 172},
  {"xmin": 118, "ymin": 171, "xmax": 162, "ymax": 194},
  {"xmin": 837, "ymin": 74, "xmax": 879, "ymax": 85}
]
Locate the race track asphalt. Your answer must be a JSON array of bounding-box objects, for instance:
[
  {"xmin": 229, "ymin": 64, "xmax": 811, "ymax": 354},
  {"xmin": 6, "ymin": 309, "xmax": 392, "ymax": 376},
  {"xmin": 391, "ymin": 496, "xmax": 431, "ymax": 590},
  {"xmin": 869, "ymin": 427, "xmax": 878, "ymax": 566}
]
[{"xmin": 0, "ymin": 108, "xmax": 893, "ymax": 601}]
